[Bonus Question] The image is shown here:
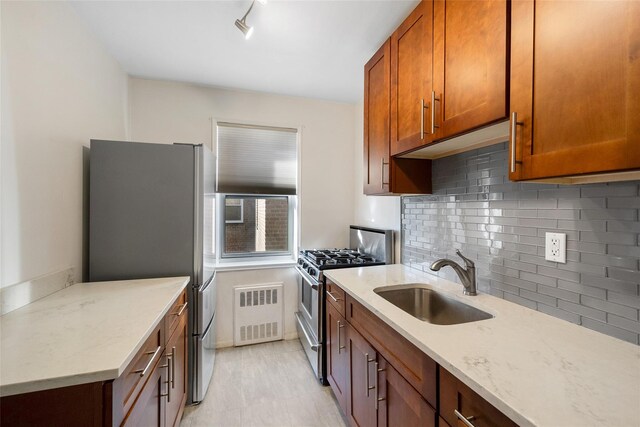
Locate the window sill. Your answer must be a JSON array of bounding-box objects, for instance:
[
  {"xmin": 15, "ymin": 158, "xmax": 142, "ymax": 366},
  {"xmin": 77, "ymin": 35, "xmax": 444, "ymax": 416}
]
[{"xmin": 212, "ymin": 258, "xmax": 297, "ymax": 272}]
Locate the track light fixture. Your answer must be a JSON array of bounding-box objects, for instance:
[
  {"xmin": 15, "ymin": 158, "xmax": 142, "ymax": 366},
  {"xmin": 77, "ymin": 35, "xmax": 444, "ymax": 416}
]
[{"xmin": 235, "ymin": 0, "xmax": 266, "ymax": 40}]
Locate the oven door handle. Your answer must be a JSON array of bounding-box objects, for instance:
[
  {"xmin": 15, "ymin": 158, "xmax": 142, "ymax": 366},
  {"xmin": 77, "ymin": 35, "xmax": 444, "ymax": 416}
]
[
  {"xmin": 296, "ymin": 266, "xmax": 320, "ymax": 290},
  {"xmin": 295, "ymin": 312, "xmax": 319, "ymax": 352}
]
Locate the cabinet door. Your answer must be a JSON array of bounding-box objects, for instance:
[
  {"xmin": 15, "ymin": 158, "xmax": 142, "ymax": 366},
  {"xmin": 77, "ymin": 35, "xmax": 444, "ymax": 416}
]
[
  {"xmin": 327, "ymin": 303, "xmax": 349, "ymax": 414},
  {"xmin": 432, "ymin": 0, "xmax": 509, "ymax": 140},
  {"xmin": 364, "ymin": 39, "xmax": 391, "ymax": 195},
  {"xmin": 510, "ymin": 0, "xmax": 640, "ymax": 181},
  {"xmin": 377, "ymin": 357, "xmax": 436, "ymax": 427},
  {"xmin": 165, "ymin": 308, "xmax": 188, "ymax": 427},
  {"xmin": 390, "ymin": 0, "xmax": 434, "ymax": 155},
  {"xmin": 123, "ymin": 354, "xmax": 168, "ymax": 427},
  {"xmin": 347, "ymin": 325, "xmax": 377, "ymax": 427}
]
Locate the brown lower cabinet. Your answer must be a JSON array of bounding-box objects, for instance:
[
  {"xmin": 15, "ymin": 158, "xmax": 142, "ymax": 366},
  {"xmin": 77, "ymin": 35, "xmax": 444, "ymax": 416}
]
[
  {"xmin": 121, "ymin": 353, "xmax": 167, "ymax": 427},
  {"xmin": 346, "ymin": 323, "xmax": 378, "ymax": 427},
  {"xmin": 327, "ymin": 302, "xmax": 349, "ymax": 415},
  {"xmin": 165, "ymin": 303, "xmax": 188, "ymax": 427},
  {"xmin": 378, "ymin": 358, "xmax": 436, "ymax": 427},
  {"xmin": 439, "ymin": 368, "xmax": 517, "ymax": 427},
  {"xmin": 0, "ymin": 290, "xmax": 188, "ymax": 427},
  {"xmin": 325, "ymin": 280, "xmax": 517, "ymax": 427}
]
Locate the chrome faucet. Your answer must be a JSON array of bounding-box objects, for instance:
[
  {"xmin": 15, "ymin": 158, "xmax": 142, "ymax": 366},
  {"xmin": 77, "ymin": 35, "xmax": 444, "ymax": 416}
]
[{"xmin": 430, "ymin": 250, "xmax": 477, "ymax": 296}]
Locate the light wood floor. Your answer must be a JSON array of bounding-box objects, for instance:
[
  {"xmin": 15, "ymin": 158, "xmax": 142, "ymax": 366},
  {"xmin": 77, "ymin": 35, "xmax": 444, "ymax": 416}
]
[{"xmin": 180, "ymin": 339, "xmax": 348, "ymax": 427}]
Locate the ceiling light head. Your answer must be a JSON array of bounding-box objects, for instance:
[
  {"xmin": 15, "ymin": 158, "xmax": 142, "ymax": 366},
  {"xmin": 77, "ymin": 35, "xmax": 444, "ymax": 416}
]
[{"xmin": 235, "ymin": 18, "xmax": 254, "ymax": 39}]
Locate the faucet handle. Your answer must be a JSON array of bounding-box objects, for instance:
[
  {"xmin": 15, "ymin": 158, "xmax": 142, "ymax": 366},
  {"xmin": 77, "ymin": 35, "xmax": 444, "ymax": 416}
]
[{"xmin": 456, "ymin": 250, "xmax": 475, "ymax": 269}]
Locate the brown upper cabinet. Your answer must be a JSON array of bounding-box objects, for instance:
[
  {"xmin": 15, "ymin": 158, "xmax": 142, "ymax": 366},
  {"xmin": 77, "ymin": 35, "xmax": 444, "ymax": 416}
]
[
  {"xmin": 363, "ymin": 0, "xmax": 510, "ymax": 195},
  {"xmin": 509, "ymin": 0, "xmax": 640, "ymax": 182},
  {"xmin": 364, "ymin": 39, "xmax": 432, "ymax": 195},
  {"xmin": 390, "ymin": 0, "xmax": 435, "ymax": 155},
  {"xmin": 390, "ymin": 0, "xmax": 509, "ymax": 156},
  {"xmin": 432, "ymin": 0, "xmax": 509, "ymax": 141}
]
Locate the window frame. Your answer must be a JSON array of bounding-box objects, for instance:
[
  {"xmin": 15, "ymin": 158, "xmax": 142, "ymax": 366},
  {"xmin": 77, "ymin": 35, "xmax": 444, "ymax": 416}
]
[
  {"xmin": 216, "ymin": 194, "xmax": 296, "ymax": 260},
  {"xmin": 224, "ymin": 198, "xmax": 244, "ymax": 224}
]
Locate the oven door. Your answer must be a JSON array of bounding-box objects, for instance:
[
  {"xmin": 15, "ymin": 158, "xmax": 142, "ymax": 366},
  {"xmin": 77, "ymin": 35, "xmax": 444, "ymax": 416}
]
[
  {"xmin": 296, "ymin": 266, "xmax": 322, "ymax": 381},
  {"xmin": 297, "ymin": 267, "xmax": 319, "ymax": 335}
]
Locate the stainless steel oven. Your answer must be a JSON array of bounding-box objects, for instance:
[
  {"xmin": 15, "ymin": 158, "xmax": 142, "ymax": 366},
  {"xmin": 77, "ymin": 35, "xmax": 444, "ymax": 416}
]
[
  {"xmin": 295, "ymin": 266, "xmax": 322, "ymax": 380},
  {"xmin": 295, "ymin": 226, "xmax": 394, "ymax": 385}
]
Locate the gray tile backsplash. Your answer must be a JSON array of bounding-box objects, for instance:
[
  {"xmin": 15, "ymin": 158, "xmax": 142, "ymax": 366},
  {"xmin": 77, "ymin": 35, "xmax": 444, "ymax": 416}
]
[{"xmin": 401, "ymin": 142, "xmax": 640, "ymax": 345}]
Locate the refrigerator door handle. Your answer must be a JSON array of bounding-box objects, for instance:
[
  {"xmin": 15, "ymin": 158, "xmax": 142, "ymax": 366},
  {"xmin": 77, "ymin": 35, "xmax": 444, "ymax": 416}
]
[{"xmin": 193, "ymin": 145, "xmax": 203, "ymax": 287}]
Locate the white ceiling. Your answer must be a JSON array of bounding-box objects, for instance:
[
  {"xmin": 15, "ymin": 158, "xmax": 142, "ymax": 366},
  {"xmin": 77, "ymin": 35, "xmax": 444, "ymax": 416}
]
[{"xmin": 71, "ymin": 0, "xmax": 419, "ymax": 103}]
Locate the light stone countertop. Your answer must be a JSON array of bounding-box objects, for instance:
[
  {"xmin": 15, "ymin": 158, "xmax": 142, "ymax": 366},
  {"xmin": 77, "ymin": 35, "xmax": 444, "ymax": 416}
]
[
  {"xmin": 324, "ymin": 264, "xmax": 640, "ymax": 427},
  {"xmin": 0, "ymin": 276, "xmax": 189, "ymax": 397}
]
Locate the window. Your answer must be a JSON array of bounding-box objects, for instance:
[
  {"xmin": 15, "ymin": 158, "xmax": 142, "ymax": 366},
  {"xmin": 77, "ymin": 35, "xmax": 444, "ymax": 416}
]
[
  {"xmin": 225, "ymin": 198, "xmax": 244, "ymax": 223},
  {"xmin": 221, "ymin": 195, "xmax": 292, "ymax": 257},
  {"xmin": 215, "ymin": 122, "xmax": 298, "ymax": 261}
]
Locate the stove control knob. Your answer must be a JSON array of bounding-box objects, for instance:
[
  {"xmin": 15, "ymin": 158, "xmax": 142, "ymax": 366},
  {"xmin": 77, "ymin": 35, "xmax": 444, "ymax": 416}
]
[{"xmin": 308, "ymin": 267, "xmax": 316, "ymax": 276}]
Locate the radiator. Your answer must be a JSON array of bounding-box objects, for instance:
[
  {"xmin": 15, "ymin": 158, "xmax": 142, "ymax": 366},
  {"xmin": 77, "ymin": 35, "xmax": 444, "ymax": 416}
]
[{"xmin": 233, "ymin": 283, "xmax": 284, "ymax": 346}]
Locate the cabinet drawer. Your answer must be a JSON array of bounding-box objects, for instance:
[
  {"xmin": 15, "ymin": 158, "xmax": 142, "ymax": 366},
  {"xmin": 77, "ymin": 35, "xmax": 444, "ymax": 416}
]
[
  {"xmin": 114, "ymin": 322, "xmax": 165, "ymax": 422},
  {"xmin": 346, "ymin": 294, "xmax": 437, "ymax": 407},
  {"xmin": 326, "ymin": 280, "xmax": 345, "ymax": 317},
  {"xmin": 166, "ymin": 290, "xmax": 187, "ymax": 341},
  {"xmin": 440, "ymin": 368, "xmax": 517, "ymax": 427},
  {"xmin": 122, "ymin": 352, "xmax": 166, "ymax": 427}
]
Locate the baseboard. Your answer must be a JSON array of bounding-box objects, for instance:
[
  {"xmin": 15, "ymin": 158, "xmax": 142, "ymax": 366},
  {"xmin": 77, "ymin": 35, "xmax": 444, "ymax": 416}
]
[{"xmin": 216, "ymin": 331, "xmax": 298, "ymax": 349}]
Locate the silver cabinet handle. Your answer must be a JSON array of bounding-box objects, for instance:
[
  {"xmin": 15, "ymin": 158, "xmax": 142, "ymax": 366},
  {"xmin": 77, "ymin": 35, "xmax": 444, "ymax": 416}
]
[
  {"xmin": 454, "ymin": 409, "xmax": 477, "ymax": 427},
  {"xmin": 337, "ymin": 320, "xmax": 346, "ymax": 354},
  {"xmin": 374, "ymin": 362, "xmax": 386, "ymax": 410},
  {"xmin": 420, "ymin": 99, "xmax": 426, "ymax": 139},
  {"xmin": 365, "ymin": 353, "xmax": 375, "ymax": 396},
  {"xmin": 381, "ymin": 158, "xmax": 389, "ymax": 188},
  {"xmin": 510, "ymin": 111, "xmax": 523, "ymax": 173},
  {"xmin": 431, "ymin": 91, "xmax": 440, "ymax": 134},
  {"xmin": 171, "ymin": 346, "xmax": 176, "ymax": 388},
  {"xmin": 364, "ymin": 353, "xmax": 370, "ymax": 396},
  {"xmin": 133, "ymin": 346, "xmax": 162, "ymax": 377},
  {"xmin": 165, "ymin": 357, "xmax": 172, "ymax": 402},
  {"xmin": 159, "ymin": 358, "xmax": 170, "ymax": 402},
  {"xmin": 327, "ymin": 291, "xmax": 342, "ymax": 303},
  {"xmin": 172, "ymin": 302, "xmax": 188, "ymax": 317}
]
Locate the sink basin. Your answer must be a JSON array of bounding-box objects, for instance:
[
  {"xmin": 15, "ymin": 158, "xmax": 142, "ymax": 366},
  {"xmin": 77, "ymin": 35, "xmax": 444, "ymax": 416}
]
[{"xmin": 374, "ymin": 284, "xmax": 493, "ymax": 325}]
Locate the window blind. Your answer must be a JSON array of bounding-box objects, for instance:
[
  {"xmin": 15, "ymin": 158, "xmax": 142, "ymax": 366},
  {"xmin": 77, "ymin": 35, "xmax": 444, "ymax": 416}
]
[{"xmin": 216, "ymin": 122, "xmax": 298, "ymax": 195}]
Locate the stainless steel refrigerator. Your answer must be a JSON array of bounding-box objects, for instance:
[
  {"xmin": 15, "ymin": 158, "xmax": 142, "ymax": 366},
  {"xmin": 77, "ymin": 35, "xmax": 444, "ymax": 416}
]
[{"xmin": 89, "ymin": 139, "xmax": 216, "ymax": 404}]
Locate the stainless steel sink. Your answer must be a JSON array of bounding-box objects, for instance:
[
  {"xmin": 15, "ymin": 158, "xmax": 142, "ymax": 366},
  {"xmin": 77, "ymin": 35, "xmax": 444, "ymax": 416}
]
[{"xmin": 374, "ymin": 284, "xmax": 493, "ymax": 325}]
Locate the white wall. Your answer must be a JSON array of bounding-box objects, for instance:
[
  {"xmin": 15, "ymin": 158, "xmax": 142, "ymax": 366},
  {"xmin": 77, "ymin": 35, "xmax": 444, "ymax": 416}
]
[
  {"xmin": 128, "ymin": 78, "xmax": 357, "ymax": 344},
  {"xmin": 352, "ymin": 100, "xmax": 402, "ymax": 262},
  {"xmin": 1, "ymin": 1, "xmax": 129, "ymax": 288},
  {"xmin": 129, "ymin": 78, "xmax": 356, "ymax": 250}
]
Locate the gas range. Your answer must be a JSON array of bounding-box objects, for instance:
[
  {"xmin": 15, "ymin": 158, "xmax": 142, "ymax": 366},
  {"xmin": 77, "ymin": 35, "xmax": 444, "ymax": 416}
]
[
  {"xmin": 295, "ymin": 226, "xmax": 394, "ymax": 385},
  {"xmin": 296, "ymin": 248, "xmax": 385, "ymax": 282}
]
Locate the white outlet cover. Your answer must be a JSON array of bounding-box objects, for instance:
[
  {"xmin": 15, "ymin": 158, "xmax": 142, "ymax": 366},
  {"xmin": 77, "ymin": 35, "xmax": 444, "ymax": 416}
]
[{"xmin": 545, "ymin": 232, "xmax": 567, "ymax": 263}]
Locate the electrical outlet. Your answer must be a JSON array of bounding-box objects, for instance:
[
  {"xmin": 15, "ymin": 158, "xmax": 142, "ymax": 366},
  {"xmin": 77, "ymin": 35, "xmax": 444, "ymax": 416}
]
[{"xmin": 545, "ymin": 232, "xmax": 566, "ymax": 263}]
